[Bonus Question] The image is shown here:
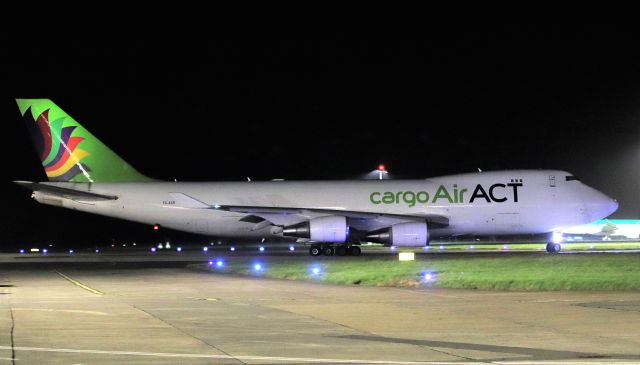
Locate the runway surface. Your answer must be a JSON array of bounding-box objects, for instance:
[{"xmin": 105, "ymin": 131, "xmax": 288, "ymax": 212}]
[{"xmin": 1, "ymin": 253, "xmax": 639, "ymax": 364}]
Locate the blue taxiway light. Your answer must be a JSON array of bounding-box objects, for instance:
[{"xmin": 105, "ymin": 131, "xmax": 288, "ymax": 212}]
[
  {"xmin": 253, "ymin": 263, "xmax": 262, "ymax": 271},
  {"xmin": 42, "ymin": 249, "xmax": 48, "ymax": 254},
  {"xmin": 150, "ymin": 247, "xmax": 157, "ymax": 253},
  {"xmin": 216, "ymin": 260, "xmax": 224, "ymax": 268},
  {"xmin": 230, "ymin": 247, "xmax": 236, "ymax": 252},
  {"xmin": 176, "ymin": 247, "xmax": 182, "ymax": 252},
  {"xmin": 289, "ymin": 245, "xmax": 295, "ymax": 251},
  {"xmin": 421, "ymin": 271, "xmax": 436, "ymax": 283},
  {"xmin": 202, "ymin": 247, "xmax": 208, "ymax": 252},
  {"xmin": 259, "ymin": 246, "xmax": 265, "ymax": 252}
]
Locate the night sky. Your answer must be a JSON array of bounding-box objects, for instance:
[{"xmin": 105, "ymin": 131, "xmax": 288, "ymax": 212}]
[{"xmin": 2, "ymin": 27, "xmax": 640, "ymax": 247}]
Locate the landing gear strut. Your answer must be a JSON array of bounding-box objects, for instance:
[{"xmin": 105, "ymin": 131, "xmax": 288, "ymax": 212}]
[
  {"xmin": 546, "ymin": 243, "xmax": 561, "ymax": 253},
  {"xmin": 308, "ymin": 244, "xmax": 362, "ymax": 257}
]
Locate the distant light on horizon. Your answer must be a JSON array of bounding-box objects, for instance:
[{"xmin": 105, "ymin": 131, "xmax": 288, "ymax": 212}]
[{"xmin": 259, "ymin": 246, "xmax": 265, "ymax": 252}]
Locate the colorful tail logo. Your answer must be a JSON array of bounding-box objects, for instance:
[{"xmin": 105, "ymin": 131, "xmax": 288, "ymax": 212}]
[
  {"xmin": 17, "ymin": 99, "xmax": 151, "ymax": 183},
  {"xmin": 24, "ymin": 107, "xmax": 92, "ymax": 181}
]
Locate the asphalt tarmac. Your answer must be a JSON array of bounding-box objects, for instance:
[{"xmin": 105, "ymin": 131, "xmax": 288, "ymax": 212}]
[{"xmin": 1, "ymin": 252, "xmax": 639, "ymax": 364}]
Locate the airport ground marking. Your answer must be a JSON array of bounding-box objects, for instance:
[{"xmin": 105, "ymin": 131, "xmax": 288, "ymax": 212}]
[
  {"xmin": 0, "ymin": 345, "xmax": 484, "ymax": 364},
  {"xmin": 55, "ymin": 271, "xmax": 104, "ymax": 295},
  {"xmin": 0, "ymin": 346, "xmax": 635, "ymax": 365}
]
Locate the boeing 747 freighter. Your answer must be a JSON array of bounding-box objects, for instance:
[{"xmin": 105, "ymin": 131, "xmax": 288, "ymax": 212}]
[{"xmin": 15, "ymin": 99, "xmax": 618, "ymax": 255}]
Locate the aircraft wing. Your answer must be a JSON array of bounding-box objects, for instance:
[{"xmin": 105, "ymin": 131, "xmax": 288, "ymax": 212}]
[
  {"xmin": 218, "ymin": 205, "xmax": 448, "ymax": 231},
  {"xmin": 168, "ymin": 192, "xmax": 448, "ymax": 231},
  {"xmin": 14, "ymin": 181, "xmax": 118, "ymax": 201}
]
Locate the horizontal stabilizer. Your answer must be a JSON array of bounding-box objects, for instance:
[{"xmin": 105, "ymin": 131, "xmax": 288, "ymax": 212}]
[{"xmin": 14, "ymin": 181, "xmax": 118, "ymax": 201}]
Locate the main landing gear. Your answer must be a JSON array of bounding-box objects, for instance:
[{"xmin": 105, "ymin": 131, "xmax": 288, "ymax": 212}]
[
  {"xmin": 309, "ymin": 244, "xmax": 361, "ymax": 257},
  {"xmin": 546, "ymin": 242, "xmax": 561, "ymax": 253}
]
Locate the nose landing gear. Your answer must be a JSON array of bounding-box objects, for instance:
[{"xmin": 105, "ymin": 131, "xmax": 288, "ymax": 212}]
[{"xmin": 546, "ymin": 243, "xmax": 561, "ymax": 253}]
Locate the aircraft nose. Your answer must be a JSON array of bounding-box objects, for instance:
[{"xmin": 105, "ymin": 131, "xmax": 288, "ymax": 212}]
[
  {"xmin": 607, "ymin": 198, "xmax": 619, "ymax": 217},
  {"xmin": 587, "ymin": 191, "xmax": 618, "ymax": 220}
]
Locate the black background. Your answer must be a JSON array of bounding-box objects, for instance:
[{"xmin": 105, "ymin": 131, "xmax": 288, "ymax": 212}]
[{"xmin": 2, "ymin": 26, "xmax": 640, "ymax": 247}]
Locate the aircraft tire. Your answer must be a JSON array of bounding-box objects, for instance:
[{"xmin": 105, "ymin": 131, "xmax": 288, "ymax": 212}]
[
  {"xmin": 323, "ymin": 246, "xmax": 335, "ymax": 256},
  {"xmin": 349, "ymin": 246, "xmax": 362, "ymax": 256},
  {"xmin": 310, "ymin": 245, "xmax": 322, "ymax": 256},
  {"xmin": 545, "ymin": 243, "xmax": 561, "ymax": 253}
]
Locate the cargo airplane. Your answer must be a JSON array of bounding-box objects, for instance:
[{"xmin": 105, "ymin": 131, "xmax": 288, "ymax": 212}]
[{"xmin": 15, "ymin": 99, "xmax": 618, "ymax": 255}]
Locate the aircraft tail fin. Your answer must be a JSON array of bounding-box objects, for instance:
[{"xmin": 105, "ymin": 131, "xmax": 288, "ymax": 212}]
[{"xmin": 16, "ymin": 99, "xmax": 152, "ymax": 182}]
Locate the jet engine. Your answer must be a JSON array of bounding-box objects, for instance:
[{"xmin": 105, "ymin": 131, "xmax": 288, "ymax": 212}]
[
  {"xmin": 366, "ymin": 222, "xmax": 428, "ymax": 247},
  {"xmin": 282, "ymin": 216, "xmax": 348, "ymax": 243}
]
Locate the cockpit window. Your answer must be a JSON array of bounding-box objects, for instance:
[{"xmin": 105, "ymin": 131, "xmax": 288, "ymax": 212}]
[{"xmin": 565, "ymin": 176, "xmax": 579, "ymax": 181}]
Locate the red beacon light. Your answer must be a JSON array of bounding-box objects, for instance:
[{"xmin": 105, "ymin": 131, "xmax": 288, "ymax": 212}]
[
  {"xmin": 377, "ymin": 164, "xmax": 386, "ymax": 172},
  {"xmin": 153, "ymin": 224, "xmax": 160, "ymax": 231}
]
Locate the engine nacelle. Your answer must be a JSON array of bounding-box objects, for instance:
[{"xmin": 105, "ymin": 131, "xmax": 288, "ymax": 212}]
[
  {"xmin": 366, "ymin": 222, "xmax": 428, "ymax": 247},
  {"xmin": 282, "ymin": 216, "xmax": 348, "ymax": 243}
]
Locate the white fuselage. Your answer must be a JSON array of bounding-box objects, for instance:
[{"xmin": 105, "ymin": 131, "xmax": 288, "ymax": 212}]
[{"xmin": 32, "ymin": 170, "xmax": 617, "ymax": 242}]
